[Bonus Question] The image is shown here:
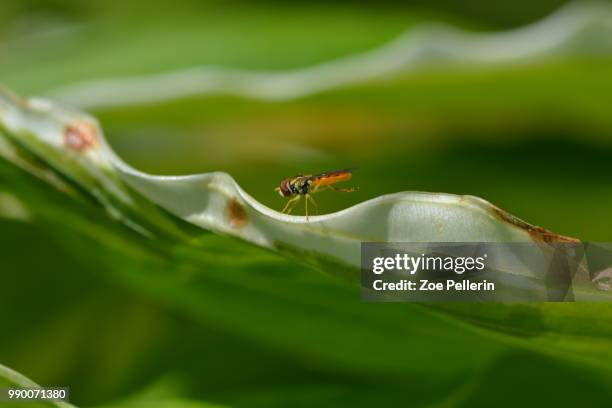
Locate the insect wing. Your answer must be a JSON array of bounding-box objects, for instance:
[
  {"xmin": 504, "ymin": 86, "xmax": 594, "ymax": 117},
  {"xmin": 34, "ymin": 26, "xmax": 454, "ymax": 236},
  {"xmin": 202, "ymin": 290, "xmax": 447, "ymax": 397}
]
[{"xmin": 309, "ymin": 169, "xmax": 353, "ymax": 187}]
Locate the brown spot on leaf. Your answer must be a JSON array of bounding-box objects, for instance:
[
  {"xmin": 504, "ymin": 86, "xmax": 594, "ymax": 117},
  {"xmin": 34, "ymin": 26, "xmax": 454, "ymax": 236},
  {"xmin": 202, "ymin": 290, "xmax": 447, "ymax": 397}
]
[
  {"xmin": 64, "ymin": 122, "xmax": 97, "ymax": 151},
  {"xmin": 490, "ymin": 204, "xmax": 579, "ymax": 244},
  {"xmin": 593, "ymin": 267, "xmax": 612, "ymax": 290},
  {"xmin": 227, "ymin": 198, "xmax": 248, "ymax": 227}
]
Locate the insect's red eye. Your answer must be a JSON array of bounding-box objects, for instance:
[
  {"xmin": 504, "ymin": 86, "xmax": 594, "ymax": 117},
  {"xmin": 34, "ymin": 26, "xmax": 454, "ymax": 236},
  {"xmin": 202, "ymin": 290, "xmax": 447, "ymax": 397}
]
[{"xmin": 279, "ymin": 179, "xmax": 292, "ymax": 197}]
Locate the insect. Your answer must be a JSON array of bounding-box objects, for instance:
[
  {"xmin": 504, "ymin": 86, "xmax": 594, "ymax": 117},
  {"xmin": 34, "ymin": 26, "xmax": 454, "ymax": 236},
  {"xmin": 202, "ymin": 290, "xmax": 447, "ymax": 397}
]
[{"xmin": 275, "ymin": 169, "xmax": 357, "ymax": 219}]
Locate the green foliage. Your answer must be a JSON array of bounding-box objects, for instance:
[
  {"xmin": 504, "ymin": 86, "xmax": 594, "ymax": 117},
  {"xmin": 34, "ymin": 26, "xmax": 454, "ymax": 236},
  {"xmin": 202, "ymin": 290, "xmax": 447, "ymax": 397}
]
[
  {"xmin": 1, "ymin": 1, "xmax": 612, "ymax": 407},
  {"xmin": 1, "ymin": 106, "xmax": 612, "ymax": 406}
]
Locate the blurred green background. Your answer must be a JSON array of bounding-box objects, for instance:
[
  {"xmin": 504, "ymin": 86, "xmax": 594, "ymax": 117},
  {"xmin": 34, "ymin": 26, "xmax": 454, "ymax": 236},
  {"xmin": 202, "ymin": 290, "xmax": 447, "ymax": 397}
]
[{"xmin": 1, "ymin": 1, "xmax": 612, "ymax": 407}]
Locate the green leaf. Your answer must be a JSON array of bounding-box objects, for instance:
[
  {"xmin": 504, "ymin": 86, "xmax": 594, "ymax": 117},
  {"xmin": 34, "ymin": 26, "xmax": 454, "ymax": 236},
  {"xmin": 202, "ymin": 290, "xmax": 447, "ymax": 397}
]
[
  {"xmin": 3, "ymin": 89, "xmax": 607, "ymax": 302},
  {"xmin": 0, "ymin": 364, "xmax": 76, "ymax": 408}
]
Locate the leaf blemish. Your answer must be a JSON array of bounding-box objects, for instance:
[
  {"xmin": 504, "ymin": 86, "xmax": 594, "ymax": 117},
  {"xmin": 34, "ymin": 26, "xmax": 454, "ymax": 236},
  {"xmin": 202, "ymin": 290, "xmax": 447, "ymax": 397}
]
[
  {"xmin": 227, "ymin": 198, "xmax": 248, "ymax": 228},
  {"xmin": 490, "ymin": 204, "xmax": 578, "ymax": 244},
  {"xmin": 64, "ymin": 122, "xmax": 97, "ymax": 152}
]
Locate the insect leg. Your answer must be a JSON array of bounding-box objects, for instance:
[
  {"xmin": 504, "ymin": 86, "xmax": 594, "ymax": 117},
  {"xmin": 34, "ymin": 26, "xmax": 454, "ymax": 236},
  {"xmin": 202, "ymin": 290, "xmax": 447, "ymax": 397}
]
[
  {"xmin": 331, "ymin": 186, "xmax": 358, "ymax": 193},
  {"xmin": 287, "ymin": 196, "xmax": 301, "ymax": 214},
  {"xmin": 281, "ymin": 196, "xmax": 300, "ymax": 214},
  {"xmin": 281, "ymin": 199, "xmax": 292, "ymax": 213},
  {"xmin": 306, "ymin": 194, "xmax": 318, "ymax": 215}
]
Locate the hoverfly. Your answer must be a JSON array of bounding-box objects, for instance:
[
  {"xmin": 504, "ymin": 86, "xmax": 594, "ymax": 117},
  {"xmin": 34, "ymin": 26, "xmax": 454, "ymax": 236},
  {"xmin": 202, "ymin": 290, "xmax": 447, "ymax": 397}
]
[{"xmin": 275, "ymin": 169, "xmax": 357, "ymax": 219}]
